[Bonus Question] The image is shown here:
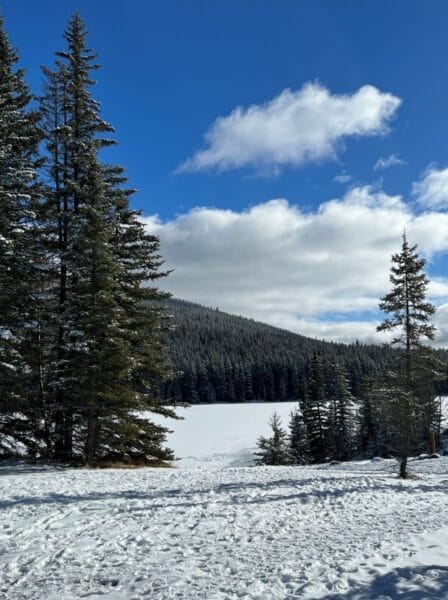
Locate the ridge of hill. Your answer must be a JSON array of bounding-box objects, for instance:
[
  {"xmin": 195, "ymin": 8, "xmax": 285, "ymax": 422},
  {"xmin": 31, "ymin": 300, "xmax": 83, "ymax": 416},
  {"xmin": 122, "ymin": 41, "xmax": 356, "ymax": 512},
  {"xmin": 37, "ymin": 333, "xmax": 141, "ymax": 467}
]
[{"xmin": 162, "ymin": 299, "xmax": 400, "ymax": 404}]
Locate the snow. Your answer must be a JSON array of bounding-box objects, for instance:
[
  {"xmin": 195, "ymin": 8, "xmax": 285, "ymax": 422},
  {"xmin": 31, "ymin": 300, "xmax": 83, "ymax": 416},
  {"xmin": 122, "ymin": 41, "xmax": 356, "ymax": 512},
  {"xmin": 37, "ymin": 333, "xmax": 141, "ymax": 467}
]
[
  {"xmin": 147, "ymin": 401, "xmax": 299, "ymax": 468},
  {"xmin": 1, "ymin": 401, "xmax": 448, "ymax": 599},
  {"xmin": 441, "ymin": 396, "xmax": 448, "ymax": 430}
]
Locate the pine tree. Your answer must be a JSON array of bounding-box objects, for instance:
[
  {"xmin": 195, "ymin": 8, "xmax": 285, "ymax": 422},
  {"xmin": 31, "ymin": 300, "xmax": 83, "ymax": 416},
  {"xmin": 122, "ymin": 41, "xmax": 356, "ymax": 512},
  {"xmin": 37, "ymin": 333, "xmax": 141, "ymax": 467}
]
[
  {"xmin": 255, "ymin": 412, "xmax": 290, "ymax": 465},
  {"xmin": 377, "ymin": 233, "xmax": 437, "ymax": 478},
  {"xmin": 0, "ymin": 17, "xmax": 44, "ymax": 455},
  {"xmin": 289, "ymin": 407, "xmax": 310, "ymax": 465}
]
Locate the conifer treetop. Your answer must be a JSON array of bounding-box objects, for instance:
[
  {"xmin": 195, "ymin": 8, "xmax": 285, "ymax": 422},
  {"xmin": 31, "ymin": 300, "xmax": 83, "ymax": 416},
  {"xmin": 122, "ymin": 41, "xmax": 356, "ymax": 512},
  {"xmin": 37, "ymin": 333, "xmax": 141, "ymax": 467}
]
[{"xmin": 377, "ymin": 232, "xmax": 436, "ymax": 348}]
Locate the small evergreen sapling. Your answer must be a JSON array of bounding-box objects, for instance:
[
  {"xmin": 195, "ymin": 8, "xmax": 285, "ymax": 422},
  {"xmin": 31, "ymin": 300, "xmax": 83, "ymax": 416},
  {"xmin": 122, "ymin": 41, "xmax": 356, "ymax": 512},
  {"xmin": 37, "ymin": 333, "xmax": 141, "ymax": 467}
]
[{"xmin": 255, "ymin": 412, "xmax": 290, "ymax": 466}]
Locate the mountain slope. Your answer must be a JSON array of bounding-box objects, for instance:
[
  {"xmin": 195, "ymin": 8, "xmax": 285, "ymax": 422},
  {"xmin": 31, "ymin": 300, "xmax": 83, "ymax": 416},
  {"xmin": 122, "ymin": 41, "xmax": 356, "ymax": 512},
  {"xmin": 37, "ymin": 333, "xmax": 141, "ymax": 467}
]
[{"xmin": 162, "ymin": 299, "xmax": 396, "ymax": 404}]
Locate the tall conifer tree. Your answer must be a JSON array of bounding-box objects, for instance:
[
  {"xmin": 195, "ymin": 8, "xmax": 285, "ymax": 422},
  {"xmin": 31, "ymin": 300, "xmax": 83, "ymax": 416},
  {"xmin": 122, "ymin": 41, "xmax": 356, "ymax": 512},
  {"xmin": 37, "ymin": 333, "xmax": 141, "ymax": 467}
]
[
  {"xmin": 0, "ymin": 18, "xmax": 43, "ymax": 454},
  {"xmin": 327, "ymin": 361, "xmax": 356, "ymax": 461},
  {"xmin": 303, "ymin": 353, "xmax": 328, "ymax": 463},
  {"xmin": 38, "ymin": 14, "xmax": 176, "ymax": 464},
  {"xmin": 377, "ymin": 233, "xmax": 437, "ymax": 478},
  {"xmin": 289, "ymin": 407, "xmax": 310, "ymax": 465}
]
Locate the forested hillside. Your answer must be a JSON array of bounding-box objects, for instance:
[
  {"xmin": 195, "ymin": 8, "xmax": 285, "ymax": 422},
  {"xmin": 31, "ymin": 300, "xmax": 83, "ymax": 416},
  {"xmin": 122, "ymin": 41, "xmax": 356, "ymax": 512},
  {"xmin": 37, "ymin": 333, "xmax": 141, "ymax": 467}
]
[{"xmin": 162, "ymin": 299, "xmax": 393, "ymax": 404}]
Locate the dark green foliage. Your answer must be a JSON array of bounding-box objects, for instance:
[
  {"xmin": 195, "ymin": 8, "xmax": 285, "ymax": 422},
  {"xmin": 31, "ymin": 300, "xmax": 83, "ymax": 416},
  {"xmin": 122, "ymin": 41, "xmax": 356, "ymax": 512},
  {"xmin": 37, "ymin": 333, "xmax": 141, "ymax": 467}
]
[
  {"xmin": 378, "ymin": 235, "xmax": 436, "ymax": 349},
  {"xmin": 39, "ymin": 14, "xmax": 118, "ymax": 461},
  {"xmin": 302, "ymin": 353, "xmax": 328, "ymax": 463},
  {"xmin": 0, "ymin": 14, "xmax": 176, "ymax": 464},
  {"xmin": 255, "ymin": 412, "xmax": 290, "ymax": 465},
  {"xmin": 327, "ymin": 361, "xmax": 357, "ymax": 461},
  {"xmin": 358, "ymin": 377, "xmax": 388, "ymax": 458},
  {"xmin": 288, "ymin": 407, "xmax": 310, "ymax": 465},
  {"xmin": 162, "ymin": 299, "xmax": 402, "ymax": 405},
  {"xmin": 37, "ymin": 14, "xmax": 176, "ymax": 465},
  {"xmin": 257, "ymin": 359, "xmax": 361, "ymax": 466},
  {"xmin": 377, "ymin": 234, "xmax": 438, "ymax": 478},
  {"xmin": 0, "ymin": 17, "xmax": 44, "ymax": 455}
]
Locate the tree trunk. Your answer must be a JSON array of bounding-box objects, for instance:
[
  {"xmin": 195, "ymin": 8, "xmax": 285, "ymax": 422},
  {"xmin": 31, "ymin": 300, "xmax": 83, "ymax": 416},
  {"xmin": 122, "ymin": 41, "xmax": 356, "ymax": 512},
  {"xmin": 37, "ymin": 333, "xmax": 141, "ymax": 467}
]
[
  {"xmin": 399, "ymin": 455, "xmax": 408, "ymax": 479},
  {"xmin": 86, "ymin": 415, "xmax": 99, "ymax": 465}
]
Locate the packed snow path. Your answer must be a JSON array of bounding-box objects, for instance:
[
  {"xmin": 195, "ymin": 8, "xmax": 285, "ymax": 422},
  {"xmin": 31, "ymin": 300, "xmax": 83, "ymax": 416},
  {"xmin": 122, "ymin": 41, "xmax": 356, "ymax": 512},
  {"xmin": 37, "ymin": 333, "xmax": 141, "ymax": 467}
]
[{"xmin": 1, "ymin": 459, "xmax": 448, "ymax": 599}]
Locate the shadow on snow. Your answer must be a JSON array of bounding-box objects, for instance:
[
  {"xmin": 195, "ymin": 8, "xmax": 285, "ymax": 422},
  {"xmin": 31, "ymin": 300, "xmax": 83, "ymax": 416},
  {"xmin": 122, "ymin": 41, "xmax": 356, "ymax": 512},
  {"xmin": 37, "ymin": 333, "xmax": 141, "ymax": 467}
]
[
  {"xmin": 325, "ymin": 564, "xmax": 448, "ymax": 599},
  {"xmin": 1, "ymin": 471, "xmax": 447, "ymax": 511}
]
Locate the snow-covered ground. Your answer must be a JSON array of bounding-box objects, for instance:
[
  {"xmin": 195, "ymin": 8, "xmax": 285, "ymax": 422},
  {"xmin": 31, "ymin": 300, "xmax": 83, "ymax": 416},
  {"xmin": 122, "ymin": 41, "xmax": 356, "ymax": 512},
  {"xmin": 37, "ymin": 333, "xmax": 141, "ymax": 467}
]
[{"xmin": 2, "ymin": 402, "xmax": 448, "ymax": 599}]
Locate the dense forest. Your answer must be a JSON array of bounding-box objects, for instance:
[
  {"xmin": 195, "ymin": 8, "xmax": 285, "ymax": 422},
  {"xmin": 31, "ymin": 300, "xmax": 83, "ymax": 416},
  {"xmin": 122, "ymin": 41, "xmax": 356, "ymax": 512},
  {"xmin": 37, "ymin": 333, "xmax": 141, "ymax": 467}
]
[{"xmin": 162, "ymin": 299, "xmax": 448, "ymax": 405}]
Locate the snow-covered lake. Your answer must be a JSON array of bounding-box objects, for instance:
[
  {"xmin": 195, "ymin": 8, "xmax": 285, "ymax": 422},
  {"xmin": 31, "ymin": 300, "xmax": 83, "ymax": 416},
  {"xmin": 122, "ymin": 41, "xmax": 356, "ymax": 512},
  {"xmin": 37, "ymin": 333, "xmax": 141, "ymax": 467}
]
[
  {"xmin": 149, "ymin": 401, "xmax": 299, "ymax": 468},
  {"xmin": 2, "ymin": 401, "xmax": 448, "ymax": 599}
]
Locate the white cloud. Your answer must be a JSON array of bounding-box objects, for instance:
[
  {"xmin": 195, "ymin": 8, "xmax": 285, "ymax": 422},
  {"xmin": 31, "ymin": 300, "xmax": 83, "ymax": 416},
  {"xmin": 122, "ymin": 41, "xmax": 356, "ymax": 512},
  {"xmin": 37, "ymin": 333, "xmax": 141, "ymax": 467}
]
[
  {"xmin": 144, "ymin": 186, "xmax": 448, "ymax": 344},
  {"xmin": 333, "ymin": 171, "xmax": 352, "ymax": 184},
  {"xmin": 434, "ymin": 304, "xmax": 448, "ymax": 347},
  {"xmin": 413, "ymin": 166, "xmax": 448, "ymax": 209},
  {"xmin": 178, "ymin": 83, "xmax": 401, "ymax": 174},
  {"xmin": 374, "ymin": 153, "xmax": 405, "ymax": 171}
]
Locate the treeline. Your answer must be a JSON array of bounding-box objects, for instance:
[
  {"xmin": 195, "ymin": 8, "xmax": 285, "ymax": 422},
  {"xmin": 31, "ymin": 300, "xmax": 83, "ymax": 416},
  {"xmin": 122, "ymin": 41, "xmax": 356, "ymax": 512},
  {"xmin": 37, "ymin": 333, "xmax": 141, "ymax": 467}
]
[
  {"xmin": 255, "ymin": 357, "xmax": 359, "ymax": 466},
  {"xmin": 0, "ymin": 15, "xmax": 176, "ymax": 465},
  {"xmin": 256, "ymin": 237, "xmax": 446, "ymax": 478},
  {"xmin": 163, "ymin": 299, "xmax": 448, "ymax": 405},
  {"xmin": 256, "ymin": 354, "xmax": 443, "ymax": 467}
]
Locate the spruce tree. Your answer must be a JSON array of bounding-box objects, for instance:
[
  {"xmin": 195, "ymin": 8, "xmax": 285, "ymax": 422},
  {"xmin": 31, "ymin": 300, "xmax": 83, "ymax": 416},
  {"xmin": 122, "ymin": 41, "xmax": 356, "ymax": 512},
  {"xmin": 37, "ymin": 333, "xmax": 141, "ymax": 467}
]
[
  {"xmin": 358, "ymin": 377, "xmax": 386, "ymax": 458},
  {"xmin": 255, "ymin": 412, "xmax": 290, "ymax": 466},
  {"xmin": 0, "ymin": 17, "xmax": 43, "ymax": 455},
  {"xmin": 289, "ymin": 407, "xmax": 310, "ymax": 465},
  {"xmin": 39, "ymin": 14, "xmax": 117, "ymax": 460},
  {"xmin": 104, "ymin": 164, "xmax": 178, "ymax": 463},
  {"xmin": 38, "ymin": 14, "xmax": 177, "ymax": 464},
  {"xmin": 302, "ymin": 353, "xmax": 328, "ymax": 463},
  {"xmin": 327, "ymin": 361, "xmax": 356, "ymax": 461},
  {"xmin": 377, "ymin": 233, "xmax": 437, "ymax": 478}
]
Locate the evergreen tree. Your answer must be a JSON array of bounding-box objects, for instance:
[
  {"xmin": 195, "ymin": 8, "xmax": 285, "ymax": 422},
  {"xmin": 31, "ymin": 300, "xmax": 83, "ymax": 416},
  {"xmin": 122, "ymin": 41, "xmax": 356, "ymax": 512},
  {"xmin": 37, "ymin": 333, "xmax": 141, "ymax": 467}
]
[
  {"xmin": 255, "ymin": 412, "xmax": 290, "ymax": 466},
  {"xmin": 105, "ymin": 164, "xmax": 178, "ymax": 460},
  {"xmin": 327, "ymin": 361, "xmax": 356, "ymax": 461},
  {"xmin": 39, "ymin": 14, "xmax": 117, "ymax": 460},
  {"xmin": 302, "ymin": 353, "xmax": 328, "ymax": 463},
  {"xmin": 0, "ymin": 17, "xmax": 43, "ymax": 455},
  {"xmin": 37, "ymin": 14, "xmax": 176, "ymax": 464},
  {"xmin": 358, "ymin": 377, "xmax": 386, "ymax": 458},
  {"xmin": 377, "ymin": 233, "xmax": 437, "ymax": 478},
  {"xmin": 289, "ymin": 407, "xmax": 310, "ymax": 465}
]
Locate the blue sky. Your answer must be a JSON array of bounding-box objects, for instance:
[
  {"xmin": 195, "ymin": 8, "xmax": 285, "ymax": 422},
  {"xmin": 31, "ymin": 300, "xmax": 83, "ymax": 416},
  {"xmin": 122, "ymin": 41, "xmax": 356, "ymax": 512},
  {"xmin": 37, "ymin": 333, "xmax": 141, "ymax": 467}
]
[
  {"xmin": 4, "ymin": 0, "xmax": 448, "ymax": 216},
  {"xmin": 3, "ymin": 0, "xmax": 448, "ymax": 343}
]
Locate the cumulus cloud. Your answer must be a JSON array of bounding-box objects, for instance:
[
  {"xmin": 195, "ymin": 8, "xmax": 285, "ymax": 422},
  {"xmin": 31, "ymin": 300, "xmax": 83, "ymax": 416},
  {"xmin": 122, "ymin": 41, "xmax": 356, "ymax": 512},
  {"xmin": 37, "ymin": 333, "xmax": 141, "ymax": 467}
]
[
  {"xmin": 178, "ymin": 83, "xmax": 401, "ymax": 174},
  {"xmin": 333, "ymin": 171, "xmax": 352, "ymax": 184},
  {"xmin": 413, "ymin": 166, "xmax": 448, "ymax": 209},
  {"xmin": 374, "ymin": 153, "xmax": 405, "ymax": 171},
  {"xmin": 144, "ymin": 187, "xmax": 448, "ymax": 344}
]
